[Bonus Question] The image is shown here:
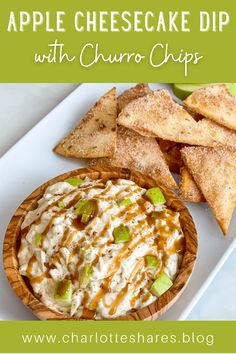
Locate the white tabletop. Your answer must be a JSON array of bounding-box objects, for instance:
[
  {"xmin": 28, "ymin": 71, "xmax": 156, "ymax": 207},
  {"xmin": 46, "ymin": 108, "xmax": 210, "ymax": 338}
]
[{"xmin": 0, "ymin": 83, "xmax": 235, "ymax": 320}]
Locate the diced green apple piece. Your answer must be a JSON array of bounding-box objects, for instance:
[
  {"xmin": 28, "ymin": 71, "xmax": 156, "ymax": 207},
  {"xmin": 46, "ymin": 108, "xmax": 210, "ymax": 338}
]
[
  {"xmin": 81, "ymin": 200, "xmax": 96, "ymax": 224},
  {"xmin": 113, "ymin": 224, "xmax": 131, "ymax": 243},
  {"xmin": 145, "ymin": 187, "xmax": 166, "ymax": 205},
  {"xmin": 150, "ymin": 273, "xmax": 173, "ymax": 297},
  {"xmin": 80, "ymin": 263, "xmax": 93, "ymax": 287},
  {"xmin": 226, "ymin": 83, "xmax": 236, "ymax": 97},
  {"xmin": 58, "ymin": 200, "xmax": 65, "ymax": 208},
  {"xmin": 82, "ymin": 200, "xmax": 96, "ymax": 215},
  {"xmin": 81, "ymin": 213, "xmax": 91, "ymax": 224},
  {"xmin": 54, "ymin": 279, "xmax": 73, "ymax": 301},
  {"xmin": 75, "ymin": 200, "xmax": 96, "ymax": 224},
  {"xmin": 75, "ymin": 200, "xmax": 89, "ymax": 215},
  {"xmin": 118, "ymin": 198, "xmax": 132, "ymax": 207},
  {"xmin": 145, "ymin": 255, "xmax": 158, "ymax": 269},
  {"xmin": 35, "ymin": 233, "xmax": 42, "ymax": 247},
  {"xmin": 64, "ymin": 177, "xmax": 85, "ymax": 187}
]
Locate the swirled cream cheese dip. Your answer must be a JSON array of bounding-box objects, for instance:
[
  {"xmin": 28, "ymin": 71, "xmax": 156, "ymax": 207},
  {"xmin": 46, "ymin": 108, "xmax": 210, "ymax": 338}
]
[{"xmin": 18, "ymin": 176, "xmax": 185, "ymax": 319}]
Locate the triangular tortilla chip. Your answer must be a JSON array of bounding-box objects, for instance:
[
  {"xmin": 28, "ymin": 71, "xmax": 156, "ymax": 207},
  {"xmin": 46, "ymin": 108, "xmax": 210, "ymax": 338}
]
[
  {"xmin": 179, "ymin": 167, "xmax": 205, "ymax": 203},
  {"xmin": 118, "ymin": 83, "xmax": 151, "ymax": 113},
  {"xmin": 184, "ymin": 105, "xmax": 236, "ymax": 150},
  {"xmin": 117, "ymin": 90, "xmax": 217, "ymax": 146},
  {"xmin": 185, "ymin": 84, "xmax": 236, "ymax": 131},
  {"xmin": 54, "ymin": 88, "xmax": 117, "ymax": 158},
  {"xmin": 88, "ymin": 126, "xmax": 178, "ymax": 190},
  {"xmin": 181, "ymin": 146, "xmax": 236, "ymax": 235},
  {"xmin": 198, "ymin": 119, "xmax": 236, "ymax": 150}
]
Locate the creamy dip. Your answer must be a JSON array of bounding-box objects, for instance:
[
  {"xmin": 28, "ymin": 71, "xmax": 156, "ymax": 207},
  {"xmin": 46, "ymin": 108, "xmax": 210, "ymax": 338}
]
[{"xmin": 18, "ymin": 177, "xmax": 184, "ymax": 319}]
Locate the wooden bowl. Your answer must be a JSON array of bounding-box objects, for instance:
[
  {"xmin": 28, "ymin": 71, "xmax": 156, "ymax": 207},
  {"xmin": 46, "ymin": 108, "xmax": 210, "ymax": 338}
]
[{"xmin": 3, "ymin": 167, "xmax": 197, "ymax": 320}]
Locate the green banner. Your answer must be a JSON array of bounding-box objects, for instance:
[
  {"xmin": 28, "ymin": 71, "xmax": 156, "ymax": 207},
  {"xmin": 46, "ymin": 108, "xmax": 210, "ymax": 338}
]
[
  {"xmin": 0, "ymin": 0, "xmax": 235, "ymax": 82},
  {"xmin": 0, "ymin": 321, "xmax": 235, "ymax": 353}
]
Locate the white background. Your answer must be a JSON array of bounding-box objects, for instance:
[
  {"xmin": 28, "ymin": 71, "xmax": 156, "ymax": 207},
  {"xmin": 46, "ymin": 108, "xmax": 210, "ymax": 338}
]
[{"xmin": 0, "ymin": 83, "xmax": 235, "ymax": 320}]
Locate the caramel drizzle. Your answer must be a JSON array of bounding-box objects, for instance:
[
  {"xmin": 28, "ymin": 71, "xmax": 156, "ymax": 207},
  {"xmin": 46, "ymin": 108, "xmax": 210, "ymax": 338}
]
[
  {"xmin": 88, "ymin": 220, "xmax": 153, "ymax": 311},
  {"xmin": 109, "ymin": 283, "xmax": 129, "ymax": 316},
  {"xmin": 98, "ymin": 185, "xmax": 142, "ymax": 202},
  {"xmin": 22, "ymin": 182, "xmax": 105, "ymax": 233},
  {"xmin": 26, "ymin": 255, "xmax": 37, "ymax": 277},
  {"xmin": 87, "ymin": 208, "xmax": 184, "ymax": 315},
  {"xmin": 129, "ymin": 273, "xmax": 146, "ymax": 309},
  {"xmin": 21, "ymin": 188, "xmax": 77, "ymax": 233},
  {"xmin": 109, "ymin": 266, "xmax": 146, "ymax": 315},
  {"xmin": 61, "ymin": 228, "xmax": 71, "ymax": 246}
]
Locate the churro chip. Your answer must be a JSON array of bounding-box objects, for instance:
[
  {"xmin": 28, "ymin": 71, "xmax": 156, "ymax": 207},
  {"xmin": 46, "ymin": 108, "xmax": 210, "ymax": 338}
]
[
  {"xmin": 181, "ymin": 146, "xmax": 236, "ymax": 235},
  {"xmin": 198, "ymin": 119, "xmax": 236, "ymax": 150},
  {"xmin": 117, "ymin": 90, "xmax": 216, "ymax": 146},
  {"xmin": 88, "ymin": 126, "xmax": 178, "ymax": 190},
  {"xmin": 185, "ymin": 106, "xmax": 236, "ymax": 150},
  {"xmin": 179, "ymin": 167, "xmax": 205, "ymax": 203},
  {"xmin": 54, "ymin": 88, "xmax": 117, "ymax": 158},
  {"xmin": 157, "ymin": 118, "xmax": 236, "ymax": 173},
  {"xmin": 118, "ymin": 83, "xmax": 151, "ymax": 113},
  {"xmin": 185, "ymin": 84, "xmax": 236, "ymax": 131}
]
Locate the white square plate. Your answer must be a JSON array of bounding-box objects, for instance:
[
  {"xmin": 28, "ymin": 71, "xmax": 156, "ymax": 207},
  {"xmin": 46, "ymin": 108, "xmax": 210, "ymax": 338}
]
[{"xmin": 0, "ymin": 83, "xmax": 235, "ymax": 320}]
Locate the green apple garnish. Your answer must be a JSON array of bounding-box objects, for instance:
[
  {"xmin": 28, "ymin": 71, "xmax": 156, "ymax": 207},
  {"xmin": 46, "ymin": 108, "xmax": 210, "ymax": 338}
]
[
  {"xmin": 80, "ymin": 263, "xmax": 93, "ymax": 287},
  {"xmin": 75, "ymin": 199, "xmax": 89, "ymax": 215},
  {"xmin": 81, "ymin": 213, "xmax": 91, "ymax": 224},
  {"xmin": 81, "ymin": 200, "xmax": 96, "ymax": 224},
  {"xmin": 58, "ymin": 200, "xmax": 65, "ymax": 208},
  {"xmin": 75, "ymin": 199, "xmax": 96, "ymax": 224},
  {"xmin": 35, "ymin": 233, "xmax": 42, "ymax": 247},
  {"xmin": 150, "ymin": 273, "xmax": 173, "ymax": 297},
  {"xmin": 145, "ymin": 255, "xmax": 158, "ymax": 269},
  {"xmin": 118, "ymin": 198, "xmax": 132, "ymax": 207},
  {"xmin": 54, "ymin": 279, "xmax": 73, "ymax": 301},
  {"xmin": 64, "ymin": 177, "xmax": 85, "ymax": 187},
  {"xmin": 113, "ymin": 224, "xmax": 131, "ymax": 243},
  {"xmin": 145, "ymin": 187, "xmax": 166, "ymax": 205}
]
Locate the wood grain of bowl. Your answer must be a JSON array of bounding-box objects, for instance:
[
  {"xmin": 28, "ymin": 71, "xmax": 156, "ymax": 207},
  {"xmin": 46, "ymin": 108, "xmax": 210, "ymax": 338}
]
[{"xmin": 3, "ymin": 167, "xmax": 198, "ymax": 320}]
